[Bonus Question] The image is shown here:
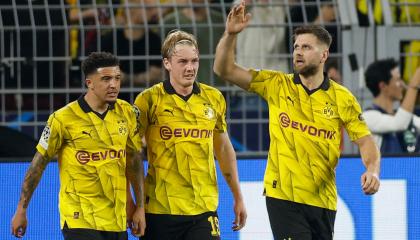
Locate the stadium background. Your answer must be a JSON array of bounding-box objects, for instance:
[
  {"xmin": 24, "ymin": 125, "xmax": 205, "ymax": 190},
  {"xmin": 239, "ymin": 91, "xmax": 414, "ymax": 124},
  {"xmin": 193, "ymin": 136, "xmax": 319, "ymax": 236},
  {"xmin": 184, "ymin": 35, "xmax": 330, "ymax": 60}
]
[{"xmin": 1, "ymin": 0, "xmax": 420, "ymax": 239}]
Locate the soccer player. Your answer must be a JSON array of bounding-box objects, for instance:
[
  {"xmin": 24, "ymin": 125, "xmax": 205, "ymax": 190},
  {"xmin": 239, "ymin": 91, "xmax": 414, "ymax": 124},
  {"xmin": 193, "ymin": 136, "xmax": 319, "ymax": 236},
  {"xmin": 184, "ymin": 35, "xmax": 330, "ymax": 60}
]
[
  {"xmin": 133, "ymin": 30, "xmax": 247, "ymax": 240},
  {"xmin": 214, "ymin": 1, "xmax": 381, "ymax": 239},
  {"xmin": 11, "ymin": 52, "xmax": 145, "ymax": 239}
]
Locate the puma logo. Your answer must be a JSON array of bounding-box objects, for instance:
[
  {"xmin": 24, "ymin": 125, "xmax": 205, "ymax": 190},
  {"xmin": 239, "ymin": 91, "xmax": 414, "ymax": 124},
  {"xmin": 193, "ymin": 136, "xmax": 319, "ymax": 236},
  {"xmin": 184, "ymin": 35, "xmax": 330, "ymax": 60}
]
[
  {"xmin": 287, "ymin": 96, "xmax": 294, "ymax": 106},
  {"xmin": 82, "ymin": 130, "xmax": 92, "ymax": 138},
  {"xmin": 163, "ymin": 109, "xmax": 174, "ymax": 115}
]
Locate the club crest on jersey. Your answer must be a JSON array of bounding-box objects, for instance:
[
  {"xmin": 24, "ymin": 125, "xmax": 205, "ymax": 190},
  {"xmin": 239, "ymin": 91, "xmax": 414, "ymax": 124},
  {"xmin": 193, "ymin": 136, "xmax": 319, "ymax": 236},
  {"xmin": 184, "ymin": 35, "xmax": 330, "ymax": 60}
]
[
  {"xmin": 117, "ymin": 119, "xmax": 127, "ymax": 136},
  {"xmin": 204, "ymin": 106, "xmax": 215, "ymax": 119},
  {"xmin": 322, "ymin": 102, "xmax": 335, "ymax": 118}
]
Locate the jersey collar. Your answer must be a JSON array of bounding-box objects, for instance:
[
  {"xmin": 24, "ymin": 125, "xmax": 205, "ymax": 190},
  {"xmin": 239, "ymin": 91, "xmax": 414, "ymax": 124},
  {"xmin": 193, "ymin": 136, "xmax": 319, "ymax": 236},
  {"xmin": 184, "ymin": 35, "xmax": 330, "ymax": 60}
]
[
  {"xmin": 77, "ymin": 94, "xmax": 115, "ymax": 119},
  {"xmin": 293, "ymin": 72, "xmax": 330, "ymax": 95},
  {"xmin": 163, "ymin": 80, "xmax": 201, "ymax": 101}
]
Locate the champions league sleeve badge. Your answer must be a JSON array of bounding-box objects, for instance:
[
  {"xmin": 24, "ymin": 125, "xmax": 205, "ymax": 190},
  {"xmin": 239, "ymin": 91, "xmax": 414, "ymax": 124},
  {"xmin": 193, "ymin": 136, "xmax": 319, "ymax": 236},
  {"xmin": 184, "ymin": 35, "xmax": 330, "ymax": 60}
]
[
  {"xmin": 39, "ymin": 125, "xmax": 51, "ymax": 149},
  {"xmin": 132, "ymin": 105, "xmax": 141, "ymax": 120}
]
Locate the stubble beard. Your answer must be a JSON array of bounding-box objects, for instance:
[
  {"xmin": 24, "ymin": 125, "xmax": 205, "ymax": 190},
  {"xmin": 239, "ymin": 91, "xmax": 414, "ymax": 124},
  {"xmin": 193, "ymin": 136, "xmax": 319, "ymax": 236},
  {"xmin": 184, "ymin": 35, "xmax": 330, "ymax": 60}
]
[{"xmin": 294, "ymin": 63, "xmax": 320, "ymax": 78}]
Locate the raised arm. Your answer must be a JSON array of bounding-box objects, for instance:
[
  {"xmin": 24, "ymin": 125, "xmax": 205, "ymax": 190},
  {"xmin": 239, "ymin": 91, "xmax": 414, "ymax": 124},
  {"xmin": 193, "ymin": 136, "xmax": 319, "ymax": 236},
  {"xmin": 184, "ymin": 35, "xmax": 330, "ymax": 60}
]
[
  {"xmin": 11, "ymin": 151, "xmax": 50, "ymax": 238},
  {"xmin": 213, "ymin": 132, "xmax": 247, "ymax": 231},
  {"xmin": 400, "ymin": 67, "xmax": 420, "ymax": 113},
  {"xmin": 354, "ymin": 135, "xmax": 381, "ymax": 195},
  {"xmin": 126, "ymin": 151, "xmax": 146, "ymax": 237},
  {"xmin": 213, "ymin": 0, "xmax": 252, "ymax": 90}
]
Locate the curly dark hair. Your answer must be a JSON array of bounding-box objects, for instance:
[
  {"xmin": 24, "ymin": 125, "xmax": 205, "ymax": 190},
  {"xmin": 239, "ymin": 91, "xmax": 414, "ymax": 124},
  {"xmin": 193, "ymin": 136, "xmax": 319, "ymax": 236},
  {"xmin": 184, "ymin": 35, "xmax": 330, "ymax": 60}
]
[{"xmin": 82, "ymin": 52, "xmax": 119, "ymax": 77}]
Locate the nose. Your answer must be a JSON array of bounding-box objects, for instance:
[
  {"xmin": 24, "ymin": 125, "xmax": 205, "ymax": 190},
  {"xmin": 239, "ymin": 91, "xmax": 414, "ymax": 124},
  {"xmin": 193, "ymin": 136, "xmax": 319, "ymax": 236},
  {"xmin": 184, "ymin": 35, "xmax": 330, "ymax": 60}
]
[
  {"xmin": 109, "ymin": 78, "xmax": 118, "ymax": 88},
  {"xmin": 293, "ymin": 49, "xmax": 302, "ymax": 58},
  {"xmin": 186, "ymin": 62, "xmax": 195, "ymax": 71}
]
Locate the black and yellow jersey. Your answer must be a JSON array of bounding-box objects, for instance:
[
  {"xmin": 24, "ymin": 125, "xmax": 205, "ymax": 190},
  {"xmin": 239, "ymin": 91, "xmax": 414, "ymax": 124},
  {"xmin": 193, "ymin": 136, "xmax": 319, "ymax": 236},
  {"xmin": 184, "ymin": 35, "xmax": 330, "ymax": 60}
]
[
  {"xmin": 134, "ymin": 80, "xmax": 227, "ymax": 215},
  {"xmin": 249, "ymin": 69, "xmax": 370, "ymax": 210},
  {"xmin": 36, "ymin": 95, "xmax": 142, "ymax": 231}
]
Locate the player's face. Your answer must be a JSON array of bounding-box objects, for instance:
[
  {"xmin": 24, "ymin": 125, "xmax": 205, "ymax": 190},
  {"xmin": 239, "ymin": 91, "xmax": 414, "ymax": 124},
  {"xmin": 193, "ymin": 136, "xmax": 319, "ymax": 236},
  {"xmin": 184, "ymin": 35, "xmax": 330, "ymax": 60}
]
[
  {"xmin": 86, "ymin": 66, "xmax": 121, "ymax": 104},
  {"xmin": 293, "ymin": 33, "xmax": 328, "ymax": 77},
  {"xmin": 384, "ymin": 67, "xmax": 404, "ymax": 101},
  {"xmin": 164, "ymin": 44, "xmax": 199, "ymax": 88}
]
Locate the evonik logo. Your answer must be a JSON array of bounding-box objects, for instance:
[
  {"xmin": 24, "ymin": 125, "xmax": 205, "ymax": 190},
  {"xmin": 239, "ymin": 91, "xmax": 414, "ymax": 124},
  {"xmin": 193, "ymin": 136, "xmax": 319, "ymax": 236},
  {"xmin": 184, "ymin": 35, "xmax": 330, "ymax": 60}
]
[
  {"xmin": 75, "ymin": 149, "xmax": 126, "ymax": 164},
  {"xmin": 160, "ymin": 126, "xmax": 213, "ymax": 140},
  {"xmin": 279, "ymin": 112, "xmax": 336, "ymax": 140}
]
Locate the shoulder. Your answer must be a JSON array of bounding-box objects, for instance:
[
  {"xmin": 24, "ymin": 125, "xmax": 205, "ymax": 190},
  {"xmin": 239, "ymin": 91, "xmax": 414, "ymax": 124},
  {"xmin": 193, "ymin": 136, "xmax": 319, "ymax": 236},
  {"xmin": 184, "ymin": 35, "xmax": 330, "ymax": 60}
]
[
  {"xmin": 135, "ymin": 83, "xmax": 164, "ymax": 102},
  {"xmin": 48, "ymin": 100, "xmax": 79, "ymax": 123},
  {"xmin": 115, "ymin": 99, "xmax": 140, "ymax": 119},
  {"xmin": 251, "ymin": 69, "xmax": 292, "ymax": 82},
  {"xmin": 330, "ymin": 82, "xmax": 357, "ymax": 101},
  {"xmin": 198, "ymin": 83, "xmax": 224, "ymax": 98}
]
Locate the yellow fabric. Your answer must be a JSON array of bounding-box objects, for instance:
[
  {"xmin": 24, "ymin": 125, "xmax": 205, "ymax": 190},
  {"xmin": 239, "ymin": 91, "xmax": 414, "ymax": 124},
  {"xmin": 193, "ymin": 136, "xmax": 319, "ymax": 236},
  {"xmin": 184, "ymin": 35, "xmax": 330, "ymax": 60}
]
[
  {"xmin": 399, "ymin": 0, "xmax": 420, "ymax": 23},
  {"xmin": 403, "ymin": 41, "xmax": 420, "ymax": 82},
  {"xmin": 36, "ymin": 98, "xmax": 141, "ymax": 231},
  {"xmin": 248, "ymin": 69, "xmax": 371, "ymax": 210},
  {"xmin": 134, "ymin": 82, "xmax": 227, "ymax": 215}
]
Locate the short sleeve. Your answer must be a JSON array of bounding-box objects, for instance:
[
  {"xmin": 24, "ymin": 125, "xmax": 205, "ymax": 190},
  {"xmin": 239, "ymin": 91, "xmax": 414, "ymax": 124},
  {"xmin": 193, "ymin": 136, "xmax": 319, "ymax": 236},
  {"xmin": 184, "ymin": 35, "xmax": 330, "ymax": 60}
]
[{"xmin": 36, "ymin": 113, "xmax": 64, "ymax": 159}]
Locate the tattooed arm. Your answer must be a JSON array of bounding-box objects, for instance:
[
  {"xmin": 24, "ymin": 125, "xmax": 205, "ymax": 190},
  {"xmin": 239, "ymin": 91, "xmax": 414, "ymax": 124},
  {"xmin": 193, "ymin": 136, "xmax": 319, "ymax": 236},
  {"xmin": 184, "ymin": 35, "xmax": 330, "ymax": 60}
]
[
  {"xmin": 11, "ymin": 151, "xmax": 50, "ymax": 238},
  {"xmin": 126, "ymin": 151, "xmax": 146, "ymax": 237},
  {"xmin": 213, "ymin": 132, "xmax": 247, "ymax": 231}
]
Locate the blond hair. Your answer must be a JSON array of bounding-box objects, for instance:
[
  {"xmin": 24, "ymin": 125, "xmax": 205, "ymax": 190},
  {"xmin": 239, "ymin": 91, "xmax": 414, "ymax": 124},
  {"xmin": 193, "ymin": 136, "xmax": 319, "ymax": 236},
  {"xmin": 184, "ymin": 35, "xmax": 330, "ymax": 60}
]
[{"xmin": 161, "ymin": 30, "xmax": 199, "ymax": 59}]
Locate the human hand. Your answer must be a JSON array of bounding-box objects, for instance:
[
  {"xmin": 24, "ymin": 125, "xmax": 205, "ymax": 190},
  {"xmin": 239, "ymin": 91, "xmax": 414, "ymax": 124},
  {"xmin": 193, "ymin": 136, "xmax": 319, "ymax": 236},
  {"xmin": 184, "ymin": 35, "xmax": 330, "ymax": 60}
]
[
  {"xmin": 361, "ymin": 171, "xmax": 380, "ymax": 195},
  {"xmin": 409, "ymin": 67, "xmax": 420, "ymax": 88},
  {"xmin": 232, "ymin": 198, "xmax": 247, "ymax": 231},
  {"xmin": 130, "ymin": 207, "xmax": 146, "ymax": 237},
  {"xmin": 11, "ymin": 208, "xmax": 27, "ymax": 238},
  {"xmin": 226, "ymin": 0, "xmax": 251, "ymax": 35},
  {"xmin": 126, "ymin": 195, "xmax": 136, "ymax": 228}
]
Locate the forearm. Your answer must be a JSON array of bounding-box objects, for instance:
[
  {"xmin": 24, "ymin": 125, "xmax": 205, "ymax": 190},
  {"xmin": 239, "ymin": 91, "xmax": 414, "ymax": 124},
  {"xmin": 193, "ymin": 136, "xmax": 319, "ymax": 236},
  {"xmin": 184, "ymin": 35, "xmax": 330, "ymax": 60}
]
[
  {"xmin": 359, "ymin": 136, "xmax": 381, "ymax": 175},
  {"xmin": 126, "ymin": 152, "xmax": 145, "ymax": 208},
  {"xmin": 216, "ymin": 148, "xmax": 243, "ymax": 201},
  {"xmin": 400, "ymin": 87, "xmax": 418, "ymax": 113},
  {"xmin": 214, "ymin": 32, "xmax": 237, "ymax": 79},
  {"xmin": 401, "ymin": 67, "xmax": 420, "ymax": 112},
  {"xmin": 18, "ymin": 152, "xmax": 49, "ymax": 210}
]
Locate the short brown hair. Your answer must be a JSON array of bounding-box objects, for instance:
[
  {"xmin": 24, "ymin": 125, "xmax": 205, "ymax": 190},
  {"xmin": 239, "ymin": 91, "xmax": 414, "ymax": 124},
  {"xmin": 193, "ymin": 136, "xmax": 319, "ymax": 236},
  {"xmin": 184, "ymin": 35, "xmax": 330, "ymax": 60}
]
[
  {"xmin": 293, "ymin": 25, "xmax": 332, "ymax": 48},
  {"xmin": 161, "ymin": 29, "xmax": 199, "ymax": 59}
]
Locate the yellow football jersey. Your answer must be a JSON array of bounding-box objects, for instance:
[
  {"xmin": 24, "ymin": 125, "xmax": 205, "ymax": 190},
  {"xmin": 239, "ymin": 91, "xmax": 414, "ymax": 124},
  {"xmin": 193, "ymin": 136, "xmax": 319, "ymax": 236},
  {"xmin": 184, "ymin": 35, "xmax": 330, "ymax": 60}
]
[
  {"xmin": 249, "ymin": 69, "xmax": 370, "ymax": 210},
  {"xmin": 36, "ymin": 96, "xmax": 142, "ymax": 231},
  {"xmin": 134, "ymin": 81, "xmax": 227, "ymax": 215}
]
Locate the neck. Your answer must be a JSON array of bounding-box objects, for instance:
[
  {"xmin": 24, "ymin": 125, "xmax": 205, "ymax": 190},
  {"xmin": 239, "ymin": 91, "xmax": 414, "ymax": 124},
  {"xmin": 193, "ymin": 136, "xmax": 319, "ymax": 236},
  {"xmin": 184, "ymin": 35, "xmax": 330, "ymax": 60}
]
[
  {"xmin": 373, "ymin": 95, "xmax": 395, "ymax": 114},
  {"xmin": 299, "ymin": 70, "xmax": 324, "ymax": 90},
  {"xmin": 170, "ymin": 79, "xmax": 194, "ymax": 96},
  {"xmin": 84, "ymin": 92, "xmax": 109, "ymax": 114}
]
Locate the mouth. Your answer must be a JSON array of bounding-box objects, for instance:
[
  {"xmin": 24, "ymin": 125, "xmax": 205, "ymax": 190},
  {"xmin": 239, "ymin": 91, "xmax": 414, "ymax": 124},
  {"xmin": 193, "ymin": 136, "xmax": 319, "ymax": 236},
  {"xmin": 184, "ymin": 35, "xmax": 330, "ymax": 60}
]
[
  {"xmin": 295, "ymin": 59, "xmax": 304, "ymax": 65},
  {"xmin": 184, "ymin": 74, "xmax": 195, "ymax": 80}
]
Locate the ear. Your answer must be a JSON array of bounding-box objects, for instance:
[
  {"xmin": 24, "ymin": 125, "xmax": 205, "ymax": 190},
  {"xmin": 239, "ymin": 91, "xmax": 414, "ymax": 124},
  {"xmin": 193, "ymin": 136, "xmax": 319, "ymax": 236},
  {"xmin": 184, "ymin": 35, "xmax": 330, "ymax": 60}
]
[
  {"xmin": 85, "ymin": 78, "xmax": 93, "ymax": 89},
  {"xmin": 163, "ymin": 58, "xmax": 171, "ymax": 71},
  {"xmin": 378, "ymin": 81, "xmax": 387, "ymax": 90},
  {"xmin": 321, "ymin": 49, "xmax": 329, "ymax": 63}
]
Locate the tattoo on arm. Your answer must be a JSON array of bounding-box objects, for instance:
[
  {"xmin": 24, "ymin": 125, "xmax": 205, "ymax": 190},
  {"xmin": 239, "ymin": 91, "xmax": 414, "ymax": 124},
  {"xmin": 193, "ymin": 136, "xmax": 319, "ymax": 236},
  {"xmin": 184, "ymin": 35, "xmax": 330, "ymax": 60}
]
[
  {"xmin": 20, "ymin": 152, "xmax": 49, "ymax": 208},
  {"xmin": 126, "ymin": 152, "xmax": 145, "ymax": 208}
]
